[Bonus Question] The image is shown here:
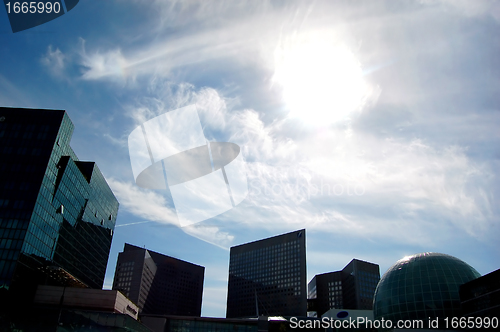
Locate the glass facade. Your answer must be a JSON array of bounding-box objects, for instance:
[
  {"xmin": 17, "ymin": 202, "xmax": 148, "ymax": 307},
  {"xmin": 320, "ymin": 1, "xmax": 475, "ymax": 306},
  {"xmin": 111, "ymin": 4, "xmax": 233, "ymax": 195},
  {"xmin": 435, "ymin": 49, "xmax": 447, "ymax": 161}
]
[
  {"xmin": 0, "ymin": 108, "xmax": 118, "ymax": 300},
  {"xmin": 373, "ymin": 252, "xmax": 481, "ymax": 324},
  {"xmin": 226, "ymin": 229, "xmax": 307, "ymax": 318}
]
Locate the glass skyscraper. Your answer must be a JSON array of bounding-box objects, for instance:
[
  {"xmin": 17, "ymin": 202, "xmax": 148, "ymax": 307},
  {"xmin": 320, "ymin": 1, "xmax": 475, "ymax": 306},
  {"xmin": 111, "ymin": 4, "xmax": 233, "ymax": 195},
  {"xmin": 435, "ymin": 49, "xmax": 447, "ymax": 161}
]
[
  {"xmin": 0, "ymin": 107, "xmax": 119, "ymax": 306},
  {"xmin": 226, "ymin": 229, "xmax": 307, "ymax": 318}
]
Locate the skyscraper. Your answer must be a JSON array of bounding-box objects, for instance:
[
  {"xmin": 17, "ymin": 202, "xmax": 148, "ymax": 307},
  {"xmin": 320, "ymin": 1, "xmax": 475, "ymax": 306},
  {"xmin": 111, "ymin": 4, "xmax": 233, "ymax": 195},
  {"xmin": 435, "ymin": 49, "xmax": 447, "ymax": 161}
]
[
  {"xmin": 0, "ymin": 107, "xmax": 119, "ymax": 306},
  {"xmin": 226, "ymin": 229, "xmax": 307, "ymax": 318},
  {"xmin": 341, "ymin": 259, "xmax": 380, "ymax": 310},
  {"xmin": 112, "ymin": 243, "xmax": 205, "ymax": 316},
  {"xmin": 308, "ymin": 259, "xmax": 380, "ymax": 317}
]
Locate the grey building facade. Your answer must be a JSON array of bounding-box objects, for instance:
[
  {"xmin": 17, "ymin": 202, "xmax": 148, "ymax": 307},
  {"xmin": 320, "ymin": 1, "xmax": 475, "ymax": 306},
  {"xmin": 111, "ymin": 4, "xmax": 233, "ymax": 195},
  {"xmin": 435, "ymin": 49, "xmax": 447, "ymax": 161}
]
[
  {"xmin": 226, "ymin": 229, "xmax": 307, "ymax": 318},
  {"xmin": 308, "ymin": 259, "xmax": 380, "ymax": 317},
  {"xmin": 0, "ymin": 107, "xmax": 119, "ymax": 307},
  {"xmin": 113, "ymin": 243, "xmax": 205, "ymax": 316}
]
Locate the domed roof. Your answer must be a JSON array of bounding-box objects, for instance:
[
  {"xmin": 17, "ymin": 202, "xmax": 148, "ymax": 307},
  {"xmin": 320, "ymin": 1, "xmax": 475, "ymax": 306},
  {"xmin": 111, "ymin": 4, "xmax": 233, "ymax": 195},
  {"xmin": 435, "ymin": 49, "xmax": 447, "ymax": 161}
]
[{"xmin": 373, "ymin": 252, "xmax": 480, "ymax": 323}]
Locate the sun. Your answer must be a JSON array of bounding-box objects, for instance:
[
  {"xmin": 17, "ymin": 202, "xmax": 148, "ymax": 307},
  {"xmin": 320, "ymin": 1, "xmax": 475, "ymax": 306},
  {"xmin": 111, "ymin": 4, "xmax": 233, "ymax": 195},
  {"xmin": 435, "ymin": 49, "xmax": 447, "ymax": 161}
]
[{"xmin": 274, "ymin": 35, "xmax": 369, "ymax": 125}]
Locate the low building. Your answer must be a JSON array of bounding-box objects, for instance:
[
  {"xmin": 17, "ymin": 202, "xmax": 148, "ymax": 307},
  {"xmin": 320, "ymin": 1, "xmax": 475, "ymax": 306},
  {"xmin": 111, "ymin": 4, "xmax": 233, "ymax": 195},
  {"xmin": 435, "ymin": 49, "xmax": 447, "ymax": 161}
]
[
  {"xmin": 34, "ymin": 285, "xmax": 140, "ymax": 320},
  {"xmin": 321, "ymin": 309, "xmax": 375, "ymax": 331},
  {"xmin": 308, "ymin": 259, "xmax": 380, "ymax": 317}
]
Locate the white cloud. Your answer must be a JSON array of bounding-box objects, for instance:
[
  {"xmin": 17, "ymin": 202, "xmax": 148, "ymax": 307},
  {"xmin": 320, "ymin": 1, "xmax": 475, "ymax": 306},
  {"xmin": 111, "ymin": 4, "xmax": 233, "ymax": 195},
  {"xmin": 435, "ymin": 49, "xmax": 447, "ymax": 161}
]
[
  {"xmin": 78, "ymin": 39, "xmax": 129, "ymax": 82},
  {"xmin": 421, "ymin": 0, "xmax": 500, "ymax": 22},
  {"xmin": 73, "ymin": 2, "xmax": 331, "ymax": 84},
  {"xmin": 183, "ymin": 224, "xmax": 234, "ymax": 250},
  {"xmin": 107, "ymin": 178, "xmax": 179, "ymax": 225},
  {"xmin": 41, "ymin": 45, "xmax": 66, "ymax": 78},
  {"xmin": 87, "ymin": 1, "xmax": 498, "ymax": 259},
  {"xmin": 107, "ymin": 178, "xmax": 235, "ymax": 248},
  {"xmin": 118, "ymin": 80, "xmax": 494, "ymax": 248}
]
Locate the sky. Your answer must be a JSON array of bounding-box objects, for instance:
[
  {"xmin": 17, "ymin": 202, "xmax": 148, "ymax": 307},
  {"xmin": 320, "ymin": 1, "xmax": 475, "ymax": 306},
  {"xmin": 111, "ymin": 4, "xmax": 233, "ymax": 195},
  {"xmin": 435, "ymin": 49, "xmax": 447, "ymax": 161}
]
[{"xmin": 1, "ymin": 0, "xmax": 499, "ymax": 318}]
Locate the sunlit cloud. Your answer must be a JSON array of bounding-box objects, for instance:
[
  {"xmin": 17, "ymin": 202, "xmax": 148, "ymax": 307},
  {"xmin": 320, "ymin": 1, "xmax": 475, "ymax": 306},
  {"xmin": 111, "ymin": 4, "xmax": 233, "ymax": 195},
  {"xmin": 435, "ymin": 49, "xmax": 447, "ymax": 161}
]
[
  {"xmin": 78, "ymin": 39, "xmax": 129, "ymax": 82},
  {"xmin": 3, "ymin": 0, "xmax": 498, "ymax": 319},
  {"xmin": 107, "ymin": 178, "xmax": 179, "ymax": 226},
  {"xmin": 40, "ymin": 45, "xmax": 67, "ymax": 78},
  {"xmin": 420, "ymin": 0, "xmax": 500, "ymax": 22},
  {"xmin": 273, "ymin": 32, "xmax": 374, "ymax": 124},
  {"xmin": 108, "ymin": 178, "xmax": 235, "ymax": 248},
  {"xmin": 116, "ymin": 78, "xmax": 494, "ymax": 248}
]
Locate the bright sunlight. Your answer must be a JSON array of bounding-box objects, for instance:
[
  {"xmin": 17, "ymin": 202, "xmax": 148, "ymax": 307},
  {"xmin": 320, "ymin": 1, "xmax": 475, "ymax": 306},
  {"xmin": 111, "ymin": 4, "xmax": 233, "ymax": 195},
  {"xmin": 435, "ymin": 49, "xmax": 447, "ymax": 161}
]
[{"xmin": 274, "ymin": 35, "xmax": 369, "ymax": 124}]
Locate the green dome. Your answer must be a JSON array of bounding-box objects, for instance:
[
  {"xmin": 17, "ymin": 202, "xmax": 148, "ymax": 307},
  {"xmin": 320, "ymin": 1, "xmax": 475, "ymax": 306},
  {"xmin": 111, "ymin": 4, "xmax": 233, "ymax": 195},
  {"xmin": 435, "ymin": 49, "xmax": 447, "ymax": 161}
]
[{"xmin": 373, "ymin": 252, "xmax": 480, "ymax": 323}]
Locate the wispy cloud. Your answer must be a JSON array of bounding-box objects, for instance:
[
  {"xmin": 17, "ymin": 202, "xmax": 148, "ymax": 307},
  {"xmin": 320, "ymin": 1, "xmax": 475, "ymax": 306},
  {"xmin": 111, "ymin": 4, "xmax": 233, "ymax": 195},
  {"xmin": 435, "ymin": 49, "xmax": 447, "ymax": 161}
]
[
  {"xmin": 78, "ymin": 39, "xmax": 129, "ymax": 82},
  {"xmin": 107, "ymin": 178, "xmax": 179, "ymax": 226},
  {"xmin": 108, "ymin": 178, "xmax": 235, "ymax": 248},
  {"xmin": 40, "ymin": 45, "xmax": 67, "ymax": 78},
  {"xmin": 420, "ymin": 0, "xmax": 500, "ymax": 22},
  {"xmin": 115, "ymin": 79, "xmax": 495, "ymax": 251}
]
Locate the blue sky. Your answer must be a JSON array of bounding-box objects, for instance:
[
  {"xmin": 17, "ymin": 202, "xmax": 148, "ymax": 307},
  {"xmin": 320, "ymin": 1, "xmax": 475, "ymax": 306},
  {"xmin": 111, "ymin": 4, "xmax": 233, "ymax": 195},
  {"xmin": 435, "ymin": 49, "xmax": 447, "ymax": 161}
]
[{"xmin": 1, "ymin": 0, "xmax": 499, "ymax": 317}]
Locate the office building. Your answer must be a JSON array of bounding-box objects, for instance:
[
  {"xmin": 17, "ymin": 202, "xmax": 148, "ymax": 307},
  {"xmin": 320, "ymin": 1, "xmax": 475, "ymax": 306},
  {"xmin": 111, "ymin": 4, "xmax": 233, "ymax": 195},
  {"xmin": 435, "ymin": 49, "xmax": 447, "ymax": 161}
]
[
  {"xmin": 308, "ymin": 259, "xmax": 380, "ymax": 317},
  {"xmin": 226, "ymin": 229, "xmax": 307, "ymax": 318},
  {"xmin": 112, "ymin": 243, "xmax": 204, "ymax": 316},
  {"xmin": 460, "ymin": 268, "xmax": 500, "ymax": 318},
  {"xmin": 0, "ymin": 107, "xmax": 119, "ymax": 306},
  {"xmin": 373, "ymin": 252, "xmax": 481, "ymax": 330},
  {"xmin": 341, "ymin": 258, "xmax": 380, "ymax": 309}
]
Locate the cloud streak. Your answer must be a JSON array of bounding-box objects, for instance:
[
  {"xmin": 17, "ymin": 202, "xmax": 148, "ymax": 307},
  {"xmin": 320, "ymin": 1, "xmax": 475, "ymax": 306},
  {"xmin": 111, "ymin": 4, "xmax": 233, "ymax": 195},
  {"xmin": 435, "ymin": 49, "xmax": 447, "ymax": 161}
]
[{"xmin": 112, "ymin": 79, "xmax": 495, "ymax": 251}]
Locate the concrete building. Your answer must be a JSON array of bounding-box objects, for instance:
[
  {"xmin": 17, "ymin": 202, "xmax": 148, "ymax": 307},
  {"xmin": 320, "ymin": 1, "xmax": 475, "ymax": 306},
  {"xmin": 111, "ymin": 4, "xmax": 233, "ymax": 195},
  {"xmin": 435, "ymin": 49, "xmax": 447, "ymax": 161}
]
[
  {"xmin": 34, "ymin": 285, "xmax": 140, "ymax": 320},
  {"xmin": 226, "ymin": 229, "xmax": 307, "ymax": 318},
  {"xmin": 308, "ymin": 259, "xmax": 380, "ymax": 317},
  {"xmin": 112, "ymin": 243, "xmax": 204, "ymax": 316}
]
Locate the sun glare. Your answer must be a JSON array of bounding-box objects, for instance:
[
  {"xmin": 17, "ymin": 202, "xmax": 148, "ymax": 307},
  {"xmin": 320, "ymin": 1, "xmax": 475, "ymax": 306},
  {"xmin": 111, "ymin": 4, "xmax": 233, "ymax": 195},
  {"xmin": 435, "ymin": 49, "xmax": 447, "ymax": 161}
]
[{"xmin": 274, "ymin": 36, "xmax": 369, "ymax": 124}]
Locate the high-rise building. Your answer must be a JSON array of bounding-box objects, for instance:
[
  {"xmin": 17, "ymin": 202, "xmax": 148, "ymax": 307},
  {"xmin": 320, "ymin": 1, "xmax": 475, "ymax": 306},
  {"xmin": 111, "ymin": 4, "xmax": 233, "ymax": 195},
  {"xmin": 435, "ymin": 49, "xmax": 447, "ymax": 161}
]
[
  {"xmin": 226, "ymin": 229, "xmax": 307, "ymax": 318},
  {"xmin": 0, "ymin": 107, "xmax": 119, "ymax": 306},
  {"xmin": 112, "ymin": 243, "xmax": 205, "ymax": 316},
  {"xmin": 308, "ymin": 259, "xmax": 380, "ymax": 317},
  {"xmin": 341, "ymin": 259, "xmax": 380, "ymax": 309}
]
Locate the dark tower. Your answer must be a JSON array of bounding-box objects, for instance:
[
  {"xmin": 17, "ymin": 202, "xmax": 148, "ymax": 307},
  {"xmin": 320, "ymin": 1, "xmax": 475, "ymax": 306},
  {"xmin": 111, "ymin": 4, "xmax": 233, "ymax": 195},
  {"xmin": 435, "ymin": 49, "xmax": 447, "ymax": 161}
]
[
  {"xmin": 113, "ymin": 243, "xmax": 205, "ymax": 316},
  {"xmin": 226, "ymin": 229, "xmax": 307, "ymax": 318},
  {"xmin": 0, "ymin": 107, "xmax": 119, "ymax": 308}
]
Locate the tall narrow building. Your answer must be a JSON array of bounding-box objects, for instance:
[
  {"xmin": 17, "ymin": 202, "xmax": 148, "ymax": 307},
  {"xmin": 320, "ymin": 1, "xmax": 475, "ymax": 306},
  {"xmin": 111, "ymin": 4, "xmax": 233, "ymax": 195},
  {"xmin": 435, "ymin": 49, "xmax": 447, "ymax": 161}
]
[
  {"xmin": 341, "ymin": 258, "xmax": 380, "ymax": 309},
  {"xmin": 0, "ymin": 107, "xmax": 119, "ymax": 306},
  {"xmin": 226, "ymin": 229, "xmax": 307, "ymax": 318},
  {"xmin": 308, "ymin": 258, "xmax": 380, "ymax": 317},
  {"xmin": 112, "ymin": 243, "xmax": 205, "ymax": 316}
]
